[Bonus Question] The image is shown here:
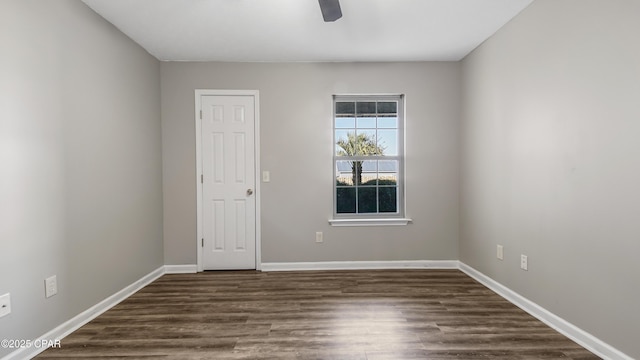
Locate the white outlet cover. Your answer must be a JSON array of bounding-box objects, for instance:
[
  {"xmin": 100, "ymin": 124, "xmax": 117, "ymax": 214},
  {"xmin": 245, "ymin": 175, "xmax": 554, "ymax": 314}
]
[
  {"xmin": 497, "ymin": 245, "xmax": 504, "ymax": 260},
  {"xmin": 520, "ymin": 255, "xmax": 528, "ymax": 271},
  {"xmin": 0, "ymin": 293, "xmax": 10, "ymax": 318},
  {"xmin": 45, "ymin": 275, "xmax": 58, "ymax": 298}
]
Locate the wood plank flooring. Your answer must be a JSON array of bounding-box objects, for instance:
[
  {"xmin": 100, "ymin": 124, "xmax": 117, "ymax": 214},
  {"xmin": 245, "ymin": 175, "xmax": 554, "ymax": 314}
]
[{"xmin": 37, "ymin": 269, "xmax": 599, "ymax": 359}]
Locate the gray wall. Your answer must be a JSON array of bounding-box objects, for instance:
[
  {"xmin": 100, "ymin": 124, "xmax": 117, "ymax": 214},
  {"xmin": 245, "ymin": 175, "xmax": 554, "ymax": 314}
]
[
  {"xmin": 0, "ymin": 1, "xmax": 163, "ymax": 356},
  {"xmin": 5, "ymin": 0, "xmax": 634, "ymax": 357},
  {"xmin": 162, "ymin": 62, "xmax": 460, "ymax": 265},
  {"xmin": 460, "ymin": 0, "xmax": 640, "ymax": 357}
]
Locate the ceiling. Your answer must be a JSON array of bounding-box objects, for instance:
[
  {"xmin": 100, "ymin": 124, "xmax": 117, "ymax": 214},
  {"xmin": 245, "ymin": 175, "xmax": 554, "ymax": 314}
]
[{"xmin": 82, "ymin": 0, "xmax": 534, "ymax": 62}]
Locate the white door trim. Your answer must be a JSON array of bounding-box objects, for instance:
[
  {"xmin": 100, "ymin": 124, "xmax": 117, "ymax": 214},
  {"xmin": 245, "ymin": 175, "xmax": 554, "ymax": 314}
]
[{"xmin": 195, "ymin": 89, "xmax": 261, "ymax": 272}]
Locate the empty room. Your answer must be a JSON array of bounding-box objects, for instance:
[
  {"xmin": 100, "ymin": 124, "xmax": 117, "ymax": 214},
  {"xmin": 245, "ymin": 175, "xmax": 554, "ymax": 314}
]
[{"xmin": 1, "ymin": 0, "xmax": 638, "ymax": 359}]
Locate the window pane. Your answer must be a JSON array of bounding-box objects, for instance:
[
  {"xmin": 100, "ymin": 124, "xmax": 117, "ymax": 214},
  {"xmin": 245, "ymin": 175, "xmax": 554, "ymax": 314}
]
[
  {"xmin": 356, "ymin": 101, "xmax": 376, "ymax": 115},
  {"xmin": 378, "ymin": 187, "xmax": 397, "ymax": 213},
  {"xmin": 377, "ymin": 117, "xmax": 397, "ymax": 128},
  {"xmin": 357, "ymin": 187, "xmax": 377, "ymax": 213},
  {"xmin": 336, "ymin": 102, "xmax": 355, "ymax": 115},
  {"xmin": 336, "ymin": 160, "xmax": 356, "ymax": 185},
  {"xmin": 378, "ymin": 160, "xmax": 398, "ymax": 185},
  {"xmin": 343, "ymin": 160, "xmax": 376, "ymax": 185},
  {"xmin": 355, "ymin": 130, "xmax": 378, "ymax": 156},
  {"xmin": 377, "ymin": 101, "xmax": 397, "ymax": 114},
  {"xmin": 335, "ymin": 130, "xmax": 353, "ymax": 156},
  {"xmin": 360, "ymin": 160, "xmax": 378, "ymax": 186},
  {"xmin": 377, "ymin": 129, "xmax": 398, "ymax": 156},
  {"xmin": 356, "ymin": 117, "xmax": 376, "ymax": 128},
  {"xmin": 336, "ymin": 187, "xmax": 356, "ymax": 213},
  {"xmin": 379, "ymin": 174, "xmax": 398, "ymax": 185},
  {"xmin": 335, "ymin": 117, "xmax": 355, "ymax": 128}
]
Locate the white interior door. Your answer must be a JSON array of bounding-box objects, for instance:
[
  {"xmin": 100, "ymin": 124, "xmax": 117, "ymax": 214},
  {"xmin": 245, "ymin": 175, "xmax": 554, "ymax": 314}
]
[{"xmin": 201, "ymin": 94, "xmax": 256, "ymax": 270}]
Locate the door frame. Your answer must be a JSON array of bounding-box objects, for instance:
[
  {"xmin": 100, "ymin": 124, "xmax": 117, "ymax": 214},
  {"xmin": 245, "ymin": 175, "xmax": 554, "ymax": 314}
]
[{"xmin": 195, "ymin": 89, "xmax": 261, "ymax": 272}]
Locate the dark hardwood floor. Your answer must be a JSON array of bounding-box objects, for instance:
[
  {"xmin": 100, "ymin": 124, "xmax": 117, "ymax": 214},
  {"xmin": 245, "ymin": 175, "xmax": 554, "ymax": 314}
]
[{"xmin": 37, "ymin": 269, "xmax": 599, "ymax": 359}]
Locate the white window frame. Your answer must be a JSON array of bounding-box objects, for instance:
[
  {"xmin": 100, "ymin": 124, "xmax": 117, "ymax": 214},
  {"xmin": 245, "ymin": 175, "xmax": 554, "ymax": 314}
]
[{"xmin": 329, "ymin": 94, "xmax": 411, "ymax": 227}]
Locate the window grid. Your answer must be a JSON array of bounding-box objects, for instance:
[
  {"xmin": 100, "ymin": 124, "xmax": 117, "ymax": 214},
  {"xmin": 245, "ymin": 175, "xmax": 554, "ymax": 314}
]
[{"xmin": 333, "ymin": 95, "xmax": 404, "ymax": 218}]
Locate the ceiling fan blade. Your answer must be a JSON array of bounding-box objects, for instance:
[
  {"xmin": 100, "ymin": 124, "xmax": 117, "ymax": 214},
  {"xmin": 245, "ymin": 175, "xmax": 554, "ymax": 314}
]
[{"xmin": 318, "ymin": 0, "xmax": 342, "ymax": 22}]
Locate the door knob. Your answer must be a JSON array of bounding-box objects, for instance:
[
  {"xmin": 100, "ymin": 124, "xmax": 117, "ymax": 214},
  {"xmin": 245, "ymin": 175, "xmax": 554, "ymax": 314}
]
[{"xmin": 247, "ymin": 189, "xmax": 254, "ymax": 196}]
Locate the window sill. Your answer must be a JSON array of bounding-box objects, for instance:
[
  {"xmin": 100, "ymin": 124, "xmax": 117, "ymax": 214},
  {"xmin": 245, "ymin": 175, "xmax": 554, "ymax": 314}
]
[{"xmin": 329, "ymin": 218, "xmax": 412, "ymax": 227}]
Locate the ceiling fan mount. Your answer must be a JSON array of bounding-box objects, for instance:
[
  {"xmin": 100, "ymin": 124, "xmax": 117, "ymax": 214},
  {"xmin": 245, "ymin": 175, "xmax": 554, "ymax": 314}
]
[{"xmin": 318, "ymin": 0, "xmax": 342, "ymax": 22}]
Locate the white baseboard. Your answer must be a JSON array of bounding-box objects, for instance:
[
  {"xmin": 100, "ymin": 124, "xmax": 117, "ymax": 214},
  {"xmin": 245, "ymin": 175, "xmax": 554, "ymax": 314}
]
[
  {"xmin": 164, "ymin": 264, "xmax": 198, "ymax": 274},
  {"xmin": 261, "ymin": 260, "xmax": 459, "ymax": 272},
  {"xmin": 2, "ymin": 266, "xmax": 165, "ymax": 360},
  {"xmin": 459, "ymin": 262, "xmax": 632, "ymax": 360}
]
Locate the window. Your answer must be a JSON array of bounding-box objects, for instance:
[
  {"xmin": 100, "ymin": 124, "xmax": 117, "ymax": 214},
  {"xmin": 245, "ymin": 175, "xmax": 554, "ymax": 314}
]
[{"xmin": 332, "ymin": 95, "xmax": 407, "ymax": 224}]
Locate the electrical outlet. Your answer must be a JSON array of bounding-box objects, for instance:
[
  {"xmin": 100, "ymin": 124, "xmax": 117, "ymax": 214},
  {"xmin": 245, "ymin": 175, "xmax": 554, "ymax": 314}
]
[
  {"xmin": 315, "ymin": 232, "xmax": 323, "ymax": 243},
  {"xmin": 497, "ymin": 245, "xmax": 504, "ymax": 260},
  {"xmin": 520, "ymin": 255, "xmax": 528, "ymax": 271},
  {"xmin": 45, "ymin": 275, "xmax": 58, "ymax": 298},
  {"xmin": 0, "ymin": 293, "xmax": 10, "ymax": 318}
]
